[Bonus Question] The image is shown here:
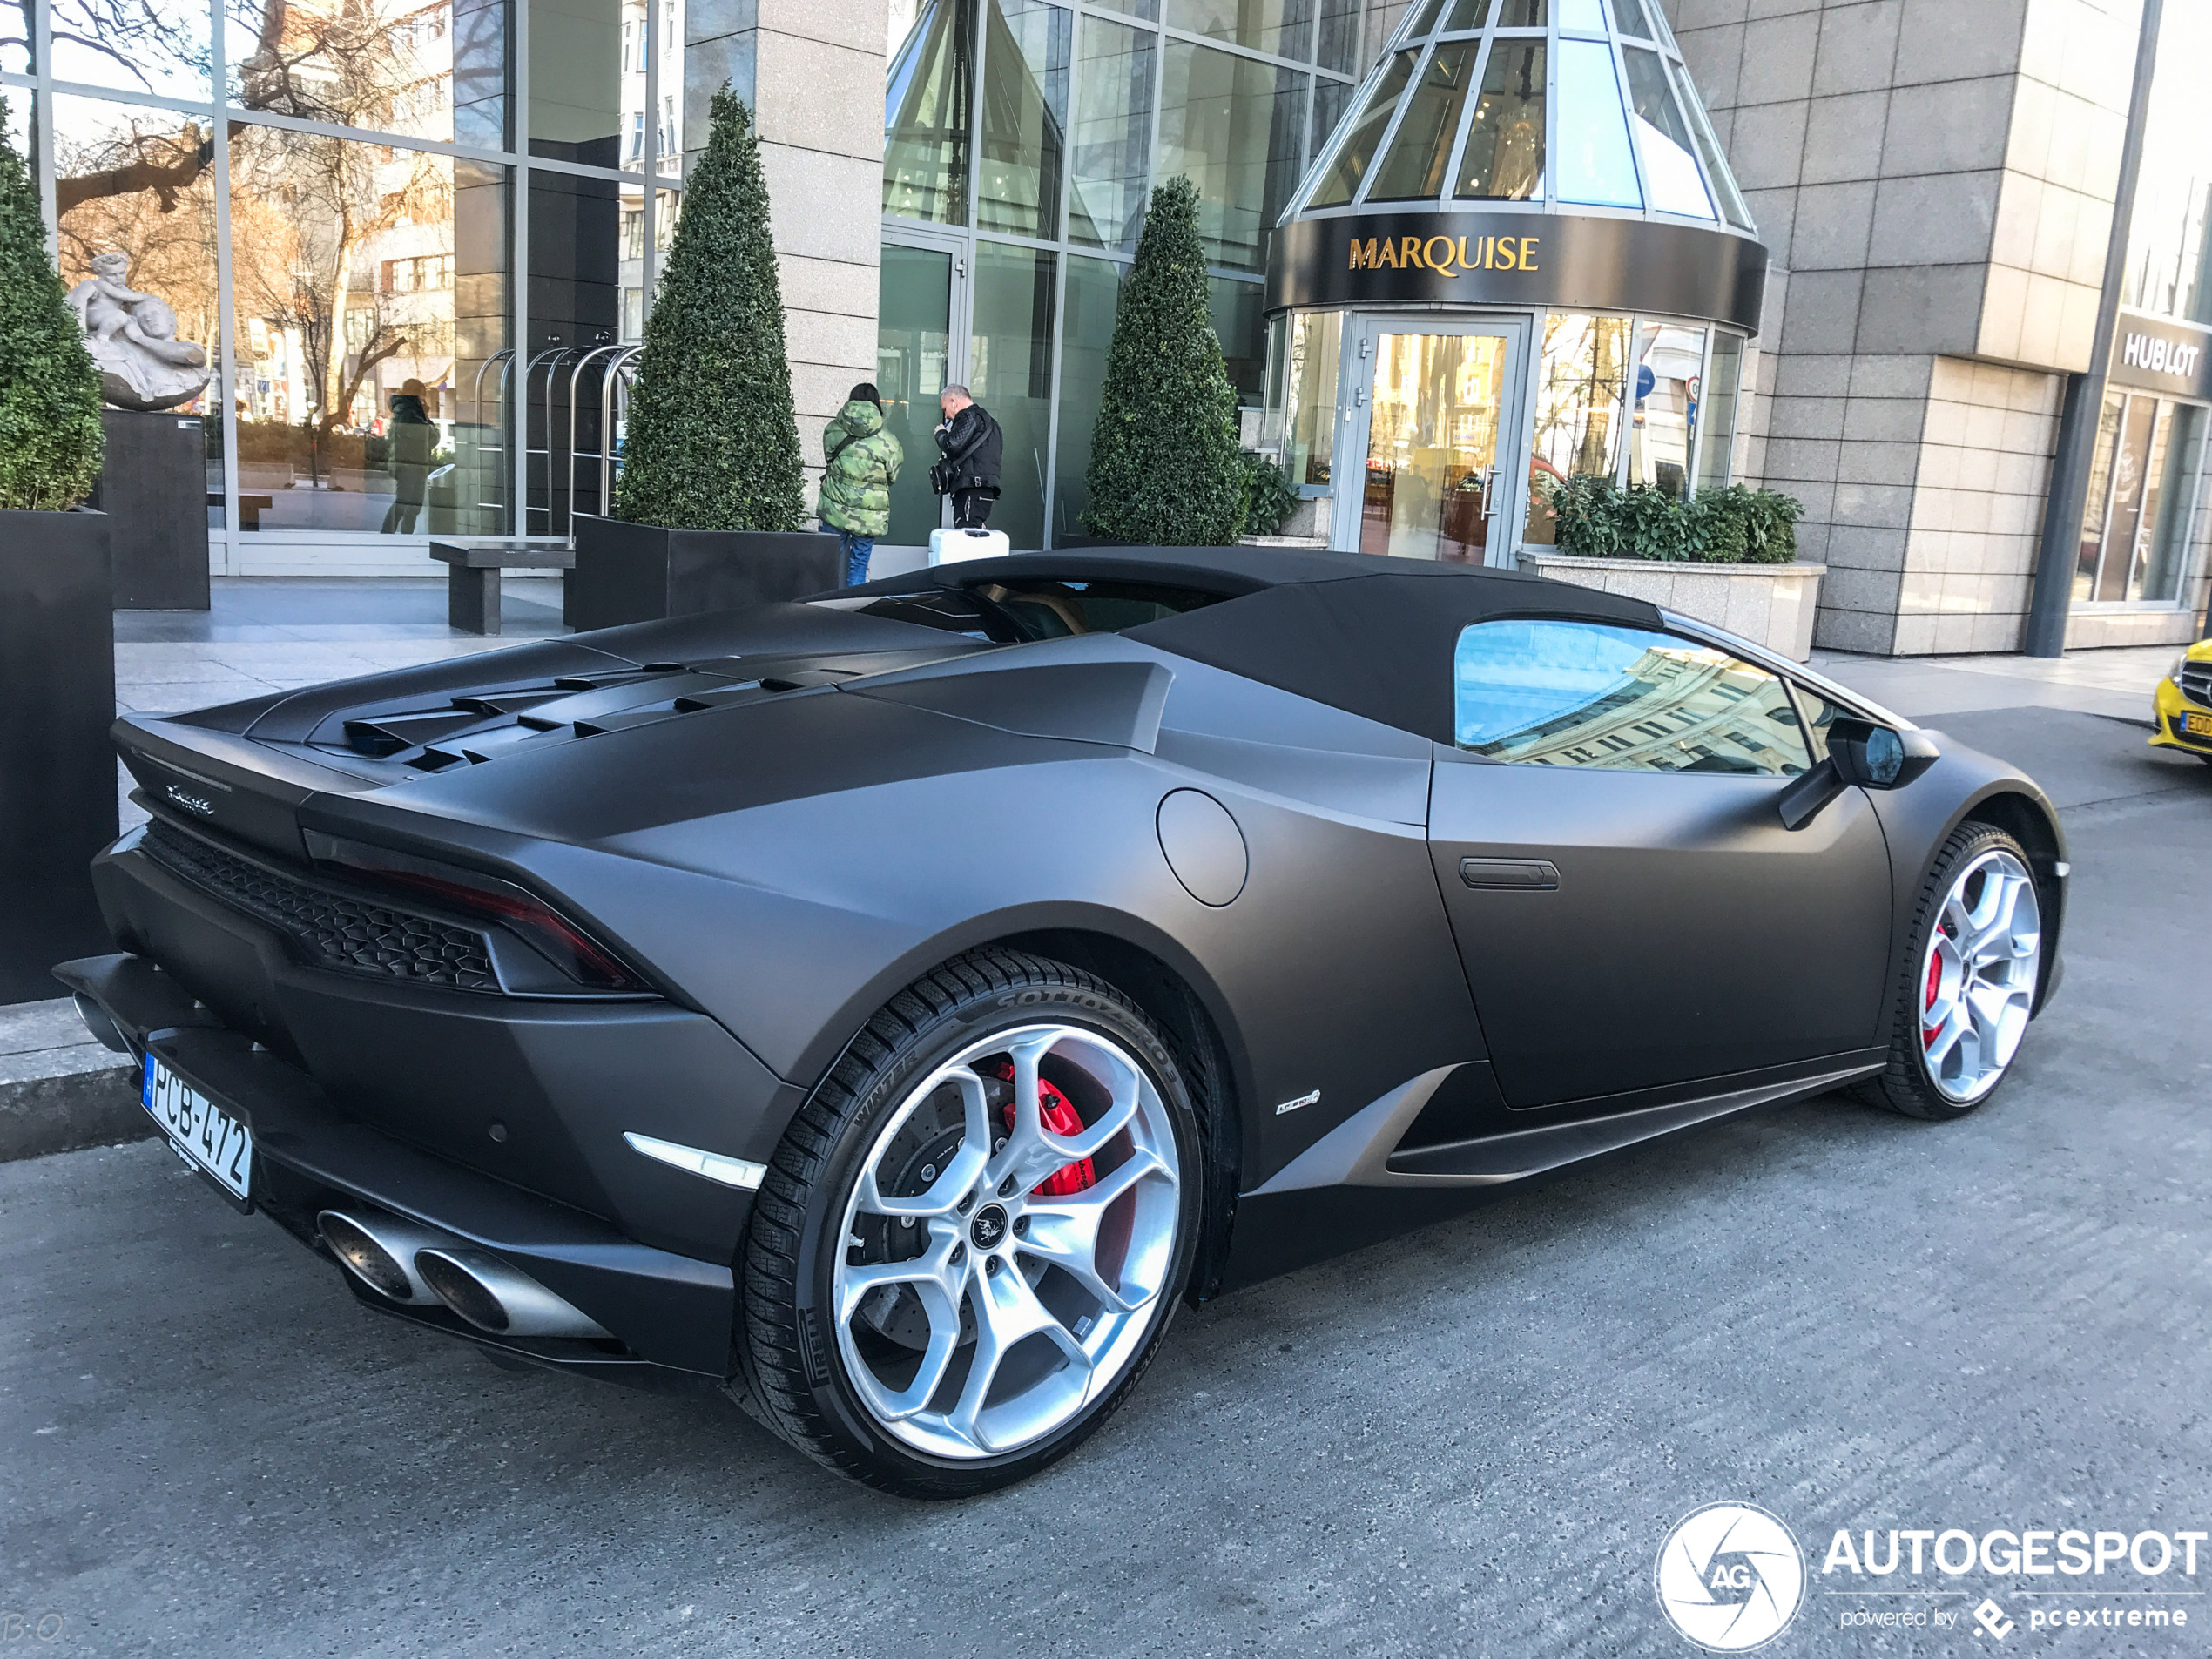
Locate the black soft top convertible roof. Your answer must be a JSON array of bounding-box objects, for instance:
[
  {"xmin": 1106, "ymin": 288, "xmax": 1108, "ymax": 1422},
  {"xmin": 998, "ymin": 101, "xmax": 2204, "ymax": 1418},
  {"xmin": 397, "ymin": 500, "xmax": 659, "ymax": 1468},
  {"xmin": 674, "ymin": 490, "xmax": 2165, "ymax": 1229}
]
[{"xmin": 840, "ymin": 546, "xmax": 1668, "ymax": 745}]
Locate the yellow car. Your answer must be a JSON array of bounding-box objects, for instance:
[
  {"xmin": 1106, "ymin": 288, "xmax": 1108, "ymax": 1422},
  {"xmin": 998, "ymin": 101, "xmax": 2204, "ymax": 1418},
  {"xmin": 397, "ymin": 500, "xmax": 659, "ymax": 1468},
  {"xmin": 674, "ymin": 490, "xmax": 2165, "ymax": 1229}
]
[{"xmin": 2152, "ymin": 638, "xmax": 2212, "ymax": 762}]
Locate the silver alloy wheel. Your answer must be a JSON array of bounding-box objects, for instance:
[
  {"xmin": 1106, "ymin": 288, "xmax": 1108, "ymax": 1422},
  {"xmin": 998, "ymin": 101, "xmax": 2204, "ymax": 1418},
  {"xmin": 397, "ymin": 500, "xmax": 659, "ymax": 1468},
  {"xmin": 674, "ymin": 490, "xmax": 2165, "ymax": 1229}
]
[
  {"xmin": 831, "ymin": 1023, "xmax": 1183, "ymax": 1460},
  {"xmin": 1919, "ymin": 847, "xmax": 2042, "ymax": 1103}
]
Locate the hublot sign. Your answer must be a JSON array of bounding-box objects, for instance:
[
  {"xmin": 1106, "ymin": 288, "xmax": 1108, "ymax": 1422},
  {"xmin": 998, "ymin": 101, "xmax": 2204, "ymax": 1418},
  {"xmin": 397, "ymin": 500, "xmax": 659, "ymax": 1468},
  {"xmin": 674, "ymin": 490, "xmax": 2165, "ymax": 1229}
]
[
  {"xmin": 1265, "ymin": 210, "xmax": 1767, "ymax": 334},
  {"xmin": 2109, "ymin": 309, "xmax": 2212, "ymax": 401}
]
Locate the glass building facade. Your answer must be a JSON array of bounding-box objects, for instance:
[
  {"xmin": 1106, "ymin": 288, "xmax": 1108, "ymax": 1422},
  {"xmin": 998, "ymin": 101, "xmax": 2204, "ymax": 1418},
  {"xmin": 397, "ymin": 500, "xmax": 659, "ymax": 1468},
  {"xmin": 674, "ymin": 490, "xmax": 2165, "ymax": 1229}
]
[
  {"xmin": 3, "ymin": 0, "xmax": 685, "ymax": 571},
  {"xmin": 876, "ymin": 0, "xmax": 1360, "ymax": 549}
]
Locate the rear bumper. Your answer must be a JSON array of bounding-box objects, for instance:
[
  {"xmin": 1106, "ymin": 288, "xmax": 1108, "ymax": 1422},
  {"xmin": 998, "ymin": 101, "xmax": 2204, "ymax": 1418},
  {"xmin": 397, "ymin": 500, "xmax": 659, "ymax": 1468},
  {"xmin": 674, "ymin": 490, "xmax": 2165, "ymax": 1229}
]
[
  {"xmin": 59, "ymin": 951, "xmax": 738, "ymax": 1380},
  {"xmin": 88, "ymin": 824, "xmax": 808, "ymax": 1264}
]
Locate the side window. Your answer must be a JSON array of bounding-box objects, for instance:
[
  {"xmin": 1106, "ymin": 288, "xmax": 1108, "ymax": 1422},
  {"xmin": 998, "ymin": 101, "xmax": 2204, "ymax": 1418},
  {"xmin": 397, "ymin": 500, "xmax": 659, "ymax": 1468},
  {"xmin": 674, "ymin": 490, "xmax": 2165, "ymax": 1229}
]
[{"xmin": 1453, "ymin": 619, "xmax": 1814, "ymax": 776}]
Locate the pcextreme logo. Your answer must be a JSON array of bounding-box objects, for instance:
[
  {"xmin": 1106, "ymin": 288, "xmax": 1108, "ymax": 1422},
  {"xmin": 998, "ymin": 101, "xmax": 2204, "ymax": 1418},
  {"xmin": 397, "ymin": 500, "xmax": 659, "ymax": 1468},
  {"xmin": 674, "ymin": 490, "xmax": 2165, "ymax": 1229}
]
[{"xmin": 1656, "ymin": 1503, "xmax": 1807, "ymax": 1652}]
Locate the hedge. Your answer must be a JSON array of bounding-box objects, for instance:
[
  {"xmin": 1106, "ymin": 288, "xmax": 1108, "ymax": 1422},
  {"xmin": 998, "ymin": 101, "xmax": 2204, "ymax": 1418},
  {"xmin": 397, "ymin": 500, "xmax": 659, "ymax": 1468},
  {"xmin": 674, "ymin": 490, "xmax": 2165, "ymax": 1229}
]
[{"xmin": 1536, "ymin": 475, "xmax": 1804, "ymax": 564}]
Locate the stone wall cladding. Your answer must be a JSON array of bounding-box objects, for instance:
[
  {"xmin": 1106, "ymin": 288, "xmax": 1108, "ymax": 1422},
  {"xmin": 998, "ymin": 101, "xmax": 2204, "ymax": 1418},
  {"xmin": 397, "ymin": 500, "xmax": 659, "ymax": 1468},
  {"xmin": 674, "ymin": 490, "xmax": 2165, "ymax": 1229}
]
[
  {"xmin": 1895, "ymin": 356, "xmax": 2060, "ymax": 655},
  {"xmin": 1521, "ymin": 554, "xmax": 1829, "ymax": 661},
  {"xmin": 1665, "ymin": 0, "xmax": 2196, "ymax": 658}
]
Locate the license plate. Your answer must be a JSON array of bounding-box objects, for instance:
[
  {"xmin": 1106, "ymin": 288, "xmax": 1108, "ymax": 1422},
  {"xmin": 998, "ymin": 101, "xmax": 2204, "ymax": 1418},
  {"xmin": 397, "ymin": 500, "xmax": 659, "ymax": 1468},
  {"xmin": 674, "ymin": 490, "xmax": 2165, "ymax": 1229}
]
[
  {"xmin": 2184, "ymin": 711, "xmax": 2212, "ymax": 738},
  {"xmin": 142, "ymin": 1055, "xmax": 253, "ymax": 1201}
]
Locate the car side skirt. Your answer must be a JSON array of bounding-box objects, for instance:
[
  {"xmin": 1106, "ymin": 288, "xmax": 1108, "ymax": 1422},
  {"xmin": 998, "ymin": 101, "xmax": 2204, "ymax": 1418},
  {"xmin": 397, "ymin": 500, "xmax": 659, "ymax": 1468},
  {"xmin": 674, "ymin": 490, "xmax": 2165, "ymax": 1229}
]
[
  {"xmin": 1221, "ymin": 1054, "xmax": 1885, "ymax": 1288},
  {"xmin": 1251, "ymin": 1055, "xmax": 1885, "ymax": 1195}
]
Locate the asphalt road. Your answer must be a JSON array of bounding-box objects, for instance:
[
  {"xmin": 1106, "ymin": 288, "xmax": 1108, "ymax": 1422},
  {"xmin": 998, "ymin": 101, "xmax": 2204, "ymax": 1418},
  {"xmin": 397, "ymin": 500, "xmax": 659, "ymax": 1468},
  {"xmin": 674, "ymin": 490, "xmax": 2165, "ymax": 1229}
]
[{"xmin": 3, "ymin": 711, "xmax": 2209, "ymax": 1659}]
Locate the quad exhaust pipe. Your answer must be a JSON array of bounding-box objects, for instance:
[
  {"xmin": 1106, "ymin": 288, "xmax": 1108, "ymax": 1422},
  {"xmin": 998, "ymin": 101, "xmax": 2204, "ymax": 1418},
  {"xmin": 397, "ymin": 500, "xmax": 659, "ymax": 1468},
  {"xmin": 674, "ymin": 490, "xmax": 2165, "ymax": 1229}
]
[{"xmin": 317, "ymin": 1209, "xmax": 610, "ymax": 1339}]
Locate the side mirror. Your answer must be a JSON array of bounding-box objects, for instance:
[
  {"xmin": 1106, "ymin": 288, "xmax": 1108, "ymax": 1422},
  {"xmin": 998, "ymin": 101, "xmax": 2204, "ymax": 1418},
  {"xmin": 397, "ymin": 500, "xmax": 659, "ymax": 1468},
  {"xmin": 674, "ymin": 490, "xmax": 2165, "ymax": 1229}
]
[
  {"xmin": 1826, "ymin": 716, "xmax": 1939, "ymax": 790},
  {"xmin": 1778, "ymin": 717, "xmax": 1939, "ymax": 830}
]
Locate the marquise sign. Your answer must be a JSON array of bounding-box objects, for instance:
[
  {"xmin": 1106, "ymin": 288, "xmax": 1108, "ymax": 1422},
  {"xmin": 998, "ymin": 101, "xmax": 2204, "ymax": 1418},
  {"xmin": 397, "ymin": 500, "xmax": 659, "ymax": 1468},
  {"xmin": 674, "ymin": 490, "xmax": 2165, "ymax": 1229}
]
[{"xmin": 1265, "ymin": 211, "xmax": 1767, "ymax": 334}]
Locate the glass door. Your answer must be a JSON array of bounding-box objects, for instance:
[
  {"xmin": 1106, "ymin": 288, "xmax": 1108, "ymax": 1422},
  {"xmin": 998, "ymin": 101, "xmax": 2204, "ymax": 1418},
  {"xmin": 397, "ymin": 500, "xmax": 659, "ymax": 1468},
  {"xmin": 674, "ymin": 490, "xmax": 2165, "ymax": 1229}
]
[
  {"xmin": 877, "ymin": 234, "xmax": 971, "ymax": 550},
  {"xmin": 1335, "ymin": 318, "xmax": 1529, "ymax": 564}
]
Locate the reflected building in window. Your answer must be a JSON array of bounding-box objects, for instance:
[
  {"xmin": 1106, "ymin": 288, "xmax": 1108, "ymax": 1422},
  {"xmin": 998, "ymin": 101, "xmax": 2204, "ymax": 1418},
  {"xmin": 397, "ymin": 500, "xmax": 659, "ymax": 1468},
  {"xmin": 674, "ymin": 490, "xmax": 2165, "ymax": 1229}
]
[{"xmin": 1453, "ymin": 620, "xmax": 1810, "ymax": 776}]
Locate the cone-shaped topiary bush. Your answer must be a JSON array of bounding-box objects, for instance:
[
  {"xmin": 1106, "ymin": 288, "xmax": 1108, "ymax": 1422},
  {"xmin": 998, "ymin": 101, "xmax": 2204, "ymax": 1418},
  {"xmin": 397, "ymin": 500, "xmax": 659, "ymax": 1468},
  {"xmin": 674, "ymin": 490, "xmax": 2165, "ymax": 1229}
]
[
  {"xmin": 0, "ymin": 97, "xmax": 104, "ymax": 512},
  {"xmin": 1082, "ymin": 176, "xmax": 1245, "ymax": 545},
  {"xmin": 611, "ymin": 85, "xmax": 805, "ymax": 532}
]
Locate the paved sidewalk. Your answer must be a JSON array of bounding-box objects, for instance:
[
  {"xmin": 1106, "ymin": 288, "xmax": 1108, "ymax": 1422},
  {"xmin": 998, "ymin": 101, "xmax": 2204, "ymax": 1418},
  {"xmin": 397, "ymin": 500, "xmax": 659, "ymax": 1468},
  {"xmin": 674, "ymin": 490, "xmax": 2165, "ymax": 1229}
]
[
  {"xmin": 116, "ymin": 577, "xmax": 566, "ymax": 723},
  {"xmin": 1811, "ymin": 642, "xmax": 2178, "ymax": 724},
  {"xmin": 0, "ymin": 999, "xmax": 140, "ymax": 1162},
  {"xmin": 0, "ymin": 999, "xmax": 118, "ymax": 1094}
]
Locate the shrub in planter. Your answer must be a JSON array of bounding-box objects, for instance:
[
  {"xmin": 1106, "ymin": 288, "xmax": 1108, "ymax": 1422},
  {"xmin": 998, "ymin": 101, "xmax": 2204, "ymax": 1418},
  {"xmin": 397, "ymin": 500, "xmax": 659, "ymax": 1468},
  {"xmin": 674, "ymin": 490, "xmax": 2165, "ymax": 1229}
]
[
  {"xmin": 1238, "ymin": 450, "xmax": 1300, "ymax": 537},
  {"xmin": 0, "ymin": 97, "xmax": 118, "ymax": 996},
  {"xmin": 611, "ymin": 84, "xmax": 806, "ymax": 533},
  {"xmin": 1082, "ymin": 176, "xmax": 1246, "ymax": 546},
  {"xmin": 575, "ymin": 86, "xmax": 831, "ymax": 628},
  {"xmin": 1538, "ymin": 475, "xmax": 1803, "ymax": 564},
  {"xmin": 0, "ymin": 98, "xmax": 103, "ymax": 509},
  {"xmin": 1697, "ymin": 483, "xmax": 1804, "ymax": 563}
]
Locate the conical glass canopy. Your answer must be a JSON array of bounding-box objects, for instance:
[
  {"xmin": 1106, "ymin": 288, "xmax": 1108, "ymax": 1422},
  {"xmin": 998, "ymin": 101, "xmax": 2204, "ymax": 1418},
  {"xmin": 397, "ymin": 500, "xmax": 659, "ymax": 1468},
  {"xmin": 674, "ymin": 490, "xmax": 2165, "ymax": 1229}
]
[{"xmin": 1285, "ymin": 0, "xmax": 1753, "ymax": 233}]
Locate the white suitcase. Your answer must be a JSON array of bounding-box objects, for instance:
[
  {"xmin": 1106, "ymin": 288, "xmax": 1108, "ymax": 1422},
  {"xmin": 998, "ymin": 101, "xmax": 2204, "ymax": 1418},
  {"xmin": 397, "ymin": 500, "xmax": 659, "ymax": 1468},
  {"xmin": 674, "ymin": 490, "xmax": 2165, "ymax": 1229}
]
[{"xmin": 928, "ymin": 526, "xmax": 1011, "ymax": 565}]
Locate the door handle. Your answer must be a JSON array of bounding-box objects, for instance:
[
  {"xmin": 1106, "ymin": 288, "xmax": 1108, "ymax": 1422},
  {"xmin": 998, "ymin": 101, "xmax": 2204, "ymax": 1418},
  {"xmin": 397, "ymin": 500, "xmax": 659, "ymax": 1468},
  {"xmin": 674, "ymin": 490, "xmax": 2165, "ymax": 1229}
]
[{"xmin": 1460, "ymin": 857, "xmax": 1560, "ymax": 890}]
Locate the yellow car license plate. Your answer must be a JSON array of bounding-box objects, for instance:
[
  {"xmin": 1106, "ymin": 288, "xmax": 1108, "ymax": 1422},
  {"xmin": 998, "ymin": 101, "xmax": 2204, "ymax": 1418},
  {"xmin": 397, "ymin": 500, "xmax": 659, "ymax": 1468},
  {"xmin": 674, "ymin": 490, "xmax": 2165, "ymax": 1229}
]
[{"xmin": 2185, "ymin": 711, "xmax": 2212, "ymax": 738}]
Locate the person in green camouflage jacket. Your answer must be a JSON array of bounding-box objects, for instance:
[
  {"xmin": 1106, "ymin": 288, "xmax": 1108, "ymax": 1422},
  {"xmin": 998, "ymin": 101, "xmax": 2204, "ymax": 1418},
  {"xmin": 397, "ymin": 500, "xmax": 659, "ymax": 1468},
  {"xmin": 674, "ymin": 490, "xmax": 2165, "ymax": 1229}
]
[{"xmin": 818, "ymin": 382, "xmax": 903, "ymax": 585}]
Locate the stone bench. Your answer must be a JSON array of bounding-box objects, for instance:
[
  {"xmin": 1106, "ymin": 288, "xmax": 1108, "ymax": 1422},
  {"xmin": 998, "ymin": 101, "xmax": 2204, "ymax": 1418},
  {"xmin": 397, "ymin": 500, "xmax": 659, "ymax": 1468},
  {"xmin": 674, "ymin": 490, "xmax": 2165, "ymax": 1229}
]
[{"xmin": 428, "ymin": 538, "xmax": 576, "ymax": 635}]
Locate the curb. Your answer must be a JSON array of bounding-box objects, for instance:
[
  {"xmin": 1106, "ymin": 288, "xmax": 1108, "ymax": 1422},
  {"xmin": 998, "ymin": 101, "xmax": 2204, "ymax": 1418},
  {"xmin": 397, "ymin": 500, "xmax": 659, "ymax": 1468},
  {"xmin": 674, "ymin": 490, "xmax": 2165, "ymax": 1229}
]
[{"xmin": 0, "ymin": 1066, "xmax": 158, "ymax": 1163}]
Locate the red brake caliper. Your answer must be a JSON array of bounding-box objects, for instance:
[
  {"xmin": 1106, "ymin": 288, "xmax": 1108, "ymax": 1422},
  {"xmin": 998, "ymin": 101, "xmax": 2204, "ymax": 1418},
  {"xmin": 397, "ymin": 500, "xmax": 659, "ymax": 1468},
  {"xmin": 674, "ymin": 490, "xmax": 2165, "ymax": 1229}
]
[
  {"xmin": 1922, "ymin": 940, "xmax": 1945, "ymax": 1047},
  {"xmin": 990, "ymin": 1062, "xmax": 1097, "ymax": 1197}
]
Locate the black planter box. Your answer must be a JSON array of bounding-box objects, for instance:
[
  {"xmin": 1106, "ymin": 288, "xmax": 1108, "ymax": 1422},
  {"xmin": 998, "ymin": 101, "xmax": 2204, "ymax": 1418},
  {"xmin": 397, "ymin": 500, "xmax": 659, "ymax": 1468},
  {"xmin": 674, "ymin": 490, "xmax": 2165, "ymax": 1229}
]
[
  {"xmin": 567, "ymin": 515, "xmax": 842, "ymax": 631},
  {"xmin": 0, "ymin": 509, "xmax": 119, "ymax": 1003},
  {"xmin": 89, "ymin": 410, "xmax": 212, "ymax": 610}
]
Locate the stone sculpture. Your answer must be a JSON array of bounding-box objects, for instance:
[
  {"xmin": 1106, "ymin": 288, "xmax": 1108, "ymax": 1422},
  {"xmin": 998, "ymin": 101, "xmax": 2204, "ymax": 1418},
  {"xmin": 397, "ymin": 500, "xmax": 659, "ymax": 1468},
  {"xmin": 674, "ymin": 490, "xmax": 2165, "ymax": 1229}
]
[{"xmin": 66, "ymin": 251, "xmax": 212, "ymax": 412}]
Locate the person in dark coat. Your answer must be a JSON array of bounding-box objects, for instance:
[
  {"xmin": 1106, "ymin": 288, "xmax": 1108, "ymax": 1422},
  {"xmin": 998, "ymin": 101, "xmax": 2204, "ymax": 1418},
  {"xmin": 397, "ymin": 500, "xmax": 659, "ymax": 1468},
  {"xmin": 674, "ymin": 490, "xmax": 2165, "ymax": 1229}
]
[
  {"xmin": 930, "ymin": 384, "xmax": 1003, "ymax": 530},
  {"xmin": 381, "ymin": 379, "xmax": 436, "ymax": 535}
]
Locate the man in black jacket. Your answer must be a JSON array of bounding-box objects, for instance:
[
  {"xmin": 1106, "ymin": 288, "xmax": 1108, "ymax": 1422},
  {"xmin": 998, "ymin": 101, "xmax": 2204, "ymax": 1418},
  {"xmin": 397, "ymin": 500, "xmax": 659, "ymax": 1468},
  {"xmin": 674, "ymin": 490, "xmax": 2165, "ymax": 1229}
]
[{"xmin": 930, "ymin": 385, "xmax": 1003, "ymax": 530}]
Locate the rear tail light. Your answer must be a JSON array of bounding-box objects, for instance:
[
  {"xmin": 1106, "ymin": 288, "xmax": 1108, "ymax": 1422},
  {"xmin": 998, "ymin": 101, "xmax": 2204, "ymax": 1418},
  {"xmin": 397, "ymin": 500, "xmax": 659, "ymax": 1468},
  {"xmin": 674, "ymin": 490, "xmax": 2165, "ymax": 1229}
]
[{"xmin": 304, "ymin": 833, "xmax": 644, "ymax": 991}]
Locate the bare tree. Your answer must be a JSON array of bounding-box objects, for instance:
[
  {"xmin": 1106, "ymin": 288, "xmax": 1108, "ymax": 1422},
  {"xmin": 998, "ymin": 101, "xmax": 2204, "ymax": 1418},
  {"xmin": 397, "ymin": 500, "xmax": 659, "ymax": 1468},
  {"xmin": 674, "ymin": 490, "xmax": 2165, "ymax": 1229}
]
[
  {"xmin": 51, "ymin": 0, "xmax": 439, "ymax": 221},
  {"xmin": 3, "ymin": 0, "xmax": 211, "ymax": 97}
]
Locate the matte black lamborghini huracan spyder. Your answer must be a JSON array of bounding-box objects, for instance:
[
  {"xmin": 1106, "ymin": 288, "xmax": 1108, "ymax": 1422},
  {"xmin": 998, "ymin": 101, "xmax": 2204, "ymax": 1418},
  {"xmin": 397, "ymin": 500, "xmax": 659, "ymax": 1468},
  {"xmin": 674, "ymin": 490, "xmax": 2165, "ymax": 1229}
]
[{"xmin": 62, "ymin": 548, "xmax": 2066, "ymax": 1495}]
